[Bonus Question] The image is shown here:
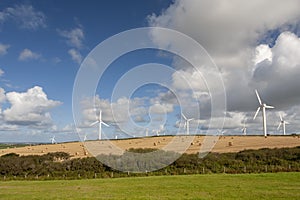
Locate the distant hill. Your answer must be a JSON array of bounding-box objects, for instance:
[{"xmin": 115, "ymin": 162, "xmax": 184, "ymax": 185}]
[{"xmin": 1, "ymin": 135, "xmax": 299, "ymax": 158}]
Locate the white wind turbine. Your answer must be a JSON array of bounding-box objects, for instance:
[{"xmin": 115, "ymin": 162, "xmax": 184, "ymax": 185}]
[
  {"xmin": 152, "ymin": 129, "xmax": 160, "ymax": 136},
  {"xmin": 145, "ymin": 128, "xmax": 149, "ymax": 137},
  {"xmin": 277, "ymin": 114, "xmax": 289, "ymax": 135},
  {"xmin": 50, "ymin": 136, "xmax": 56, "ymax": 144},
  {"xmin": 83, "ymin": 133, "xmax": 87, "ymax": 141},
  {"xmin": 242, "ymin": 121, "xmax": 247, "ymax": 135},
  {"xmin": 253, "ymin": 90, "xmax": 274, "ymax": 137},
  {"xmin": 182, "ymin": 113, "xmax": 194, "ymax": 135},
  {"xmin": 90, "ymin": 109, "xmax": 109, "ymax": 140}
]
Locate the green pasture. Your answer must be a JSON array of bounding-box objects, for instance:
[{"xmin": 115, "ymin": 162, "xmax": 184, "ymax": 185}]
[{"xmin": 0, "ymin": 172, "xmax": 299, "ymax": 200}]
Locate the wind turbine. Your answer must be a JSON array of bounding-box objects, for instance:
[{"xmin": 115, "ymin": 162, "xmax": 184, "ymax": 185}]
[
  {"xmin": 242, "ymin": 121, "xmax": 247, "ymax": 135},
  {"xmin": 277, "ymin": 114, "xmax": 289, "ymax": 135},
  {"xmin": 152, "ymin": 129, "xmax": 160, "ymax": 136},
  {"xmin": 182, "ymin": 113, "xmax": 194, "ymax": 135},
  {"xmin": 217, "ymin": 129, "xmax": 226, "ymax": 135},
  {"xmin": 253, "ymin": 90, "xmax": 274, "ymax": 137},
  {"xmin": 50, "ymin": 136, "xmax": 56, "ymax": 144},
  {"xmin": 90, "ymin": 109, "xmax": 109, "ymax": 140},
  {"xmin": 145, "ymin": 128, "xmax": 149, "ymax": 137},
  {"xmin": 83, "ymin": 133, "xmax": 87, "ymax": 141}
]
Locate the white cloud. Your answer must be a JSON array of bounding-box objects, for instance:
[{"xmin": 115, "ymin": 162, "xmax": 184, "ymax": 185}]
[
  {"xmin": 148, "ymin": 0, "xmax": 300, "ymax": 57},
  {"xmin": 0, "ymin": 124, "xmax": 18, "ymax": 131},
  {"xmin": 81, "ymin": 96, "xmax": 147, "ymax": 125},
  {"xmin": 0, "ymin": 88, "xmax": 6, "ymax": 103},
  {"xmin": 253, "ymin": 44, "xmax": 272, "ymax": 65},
  {"xmin": 149, "ymin": 103, "xmax": 174, "ymax": 114},
  {"xmin": 68, "ymin": 49, "xmax": 82, "ymax": 64},
  {"xmin": 0, "ymin": 87, "xmax": 6, "ymax": 114},
  {"xmin": 58, "ymin": 26, "xmax": 85, "ymax": 64},
  {"xmin": 3, "ymin": 86, "xmax": 61, "ymax": 127},
  {"xmin": 252, "ymin": 31, "xmax": 300, "ymax": 108},
  {"xmin": 0, "ymin": 43, "xmax": 10, "ymax": 55},
  {"xmin": 0, "ymin": 4, "xmax": 46, "ymax": 30},
  {"xmin": 147, "ymin": 0, "xmax": 300, "ymax": 133},
  {"xmin": 58, "ymin": 27, "xmax": 84, "ymax": 49},
  {"xmin": 18, "ymin": 48, "xmax": 41, "ymax": 61}
]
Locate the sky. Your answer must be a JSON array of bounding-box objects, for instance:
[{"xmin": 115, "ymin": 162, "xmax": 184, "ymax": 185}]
[{"xmin": 1, "ymin": 0, "xmax": 300, "ymax": 143}]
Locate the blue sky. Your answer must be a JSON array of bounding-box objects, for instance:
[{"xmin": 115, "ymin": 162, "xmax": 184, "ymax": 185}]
[
  {"xmin": 1, "ymin": 0, "xmax": 300, "ymax": 142},
  {"xmin": 0, "ymin": 1, "xmax": 173, "ymax": 142}
]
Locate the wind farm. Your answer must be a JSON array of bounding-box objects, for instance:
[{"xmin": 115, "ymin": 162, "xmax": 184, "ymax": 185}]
[{"xmin": 1, "ymin": 1, "xmax": 300, "ymax": 200}]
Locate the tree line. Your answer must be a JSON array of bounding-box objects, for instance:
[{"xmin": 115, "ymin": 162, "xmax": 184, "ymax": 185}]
[{"xmin": 0, "ymin": 146, "xmax": 299, "ymax": 180}]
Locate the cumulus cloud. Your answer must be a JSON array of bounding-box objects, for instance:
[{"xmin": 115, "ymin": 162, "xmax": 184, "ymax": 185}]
[
  {"xmin": 78, "ymin": 93, "xmax": 180, "ymax": 137},
  {"xmin": 0, "ymin": 43, "xmax": 9, "ymax": 55},
  {"xmin": 252, "ymin": 32, "xmax": 300, "ymax": 109},
  {"xmin": 81, "ymin": 96, "xmax": 147, "ymax": 125},
  {"xmin": 18, "ymin": 48, "xmax": 41, "ymax": 61},
  {"xmin": 0, "ymin": 87, "xmax": 6, "ymax": 114},
  {"xmin": 0, "ymin": 124, "xmax": 18, "ymax": 131},
  {"xmin": 253, "ymin": 44, "xmax": 272, "ymax": 65},
  {"xmin": 58, "ymin": 26, "xmax": 85, "ymax": 64},
  {"xmin": 68, "ymin": 49, "xmax": 82, "ymax": 64},
  {"xmin": 0, "ymin": 88, "xmax": 6, "ymax": 103},
  {"xmin": 58, "ymin": 27, "xmax": 84, "ymax": 49},
  {"xmin": 148, "ymin": 0, "xmax": 300, "ymax": 57},
  {"xmin": 0, "ymin": 4, "xmax": 46, "ymax": 30},
  {"xmin": 147, "ymin": 0, "xmax": 300, "ymax": 133},
  {"xmin": 2, "ymin": 86, "xmax": 61, "ymax": 127}
]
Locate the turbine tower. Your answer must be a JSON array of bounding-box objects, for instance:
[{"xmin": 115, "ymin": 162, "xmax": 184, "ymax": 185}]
[
  {"xmin": 253, "ymin": 90, "xmax": 274, "ymax": 137},
  {"xmin": 145, "ymin": 128, "xmax": 149, "ymax": 137},
  {"xmin": 182, "ymin": 113, "xmax": 194, "ymax": 135},
  {"xmin": 90, "ymin": 109, "xmax": 109, "ymax": 140},
  {"xmin": 50, "ymin": 136, "xmax": 56, "ymax": 144},
  {"xmin": 277, "ymin": 114, "xmax": 289, "ymax": 135}
]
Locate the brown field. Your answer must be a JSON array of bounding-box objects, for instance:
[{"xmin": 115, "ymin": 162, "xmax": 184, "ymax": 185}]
[{"xmin": 1, "ymin": 135, "xmax": 299, "ymax": 158}]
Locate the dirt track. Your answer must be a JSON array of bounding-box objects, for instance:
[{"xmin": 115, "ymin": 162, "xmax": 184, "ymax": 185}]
[{"xmin": 1, "ymin": 135, "xmax": 299, "ymax": 158}]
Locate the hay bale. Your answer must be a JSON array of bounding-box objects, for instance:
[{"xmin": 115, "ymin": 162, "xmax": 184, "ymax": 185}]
[{"xmin": 228, "ymin": 142, "xmax": 233, "ymax": 146}]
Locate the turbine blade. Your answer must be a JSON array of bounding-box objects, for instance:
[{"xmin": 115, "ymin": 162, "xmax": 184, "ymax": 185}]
[
  {"xmin": 277, "ymin": 122, "xmax": 281, "ymax": 130},
  {"xmin": 255, "ymin": 90, "xmax": 262, "ymax": 105},
  {"xmin": 253, "ymin": 107, "xmax": 260, "ymax": 119},
  {"xmin": 279, "ymin": 114, "xmax": 282, "ymax": 121},
  {"xmin": 188, "ymin": 118, "xmax": 194, "ymax": 122},
  {"xmin": 181, "ymin": 113, "xmax": 187, "ymax": 120},
  {"xmin": 265, "ymin": 105, "xmax": 274, "ymax": 109},
  {"xmin": 285, "ymin": 121, "xmax": 290, "ymax": 125},
  {"xmin": 90, "ymin": 121, "xmax": 99, "ymax": 126},
  {"xmin": 101, "ymin": 121, "xmax": 109, "ymax": 127}
]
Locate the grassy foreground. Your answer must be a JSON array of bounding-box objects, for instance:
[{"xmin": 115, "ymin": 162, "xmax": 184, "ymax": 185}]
[{"xmin": 0, "ymin": 173, "xmax": 299, "ymax": 200}]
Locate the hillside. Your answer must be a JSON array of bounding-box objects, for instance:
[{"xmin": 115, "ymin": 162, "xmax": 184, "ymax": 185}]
[{"xmin": 1, "ymin": 135, "xmax": 299, "ymax": 158}]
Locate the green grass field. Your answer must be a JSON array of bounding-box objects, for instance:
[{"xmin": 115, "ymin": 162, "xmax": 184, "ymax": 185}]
[{"xmin": 1, "ymin": 173, "xmax": 299, "ymax": 200}]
